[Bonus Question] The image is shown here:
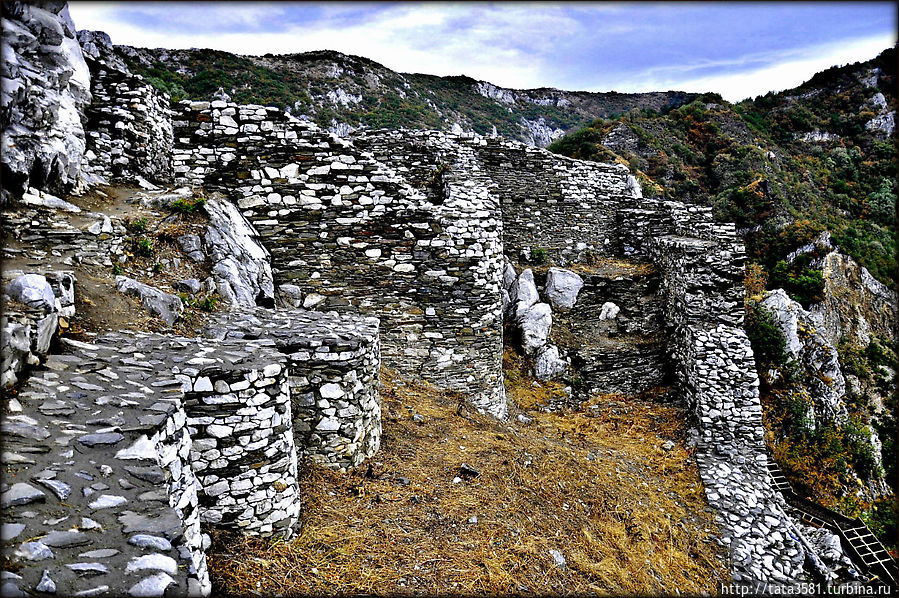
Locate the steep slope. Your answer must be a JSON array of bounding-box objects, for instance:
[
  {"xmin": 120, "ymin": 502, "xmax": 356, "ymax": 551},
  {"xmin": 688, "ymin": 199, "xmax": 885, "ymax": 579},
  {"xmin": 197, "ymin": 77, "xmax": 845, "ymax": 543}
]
[{"xmin": 106, "ymin": 43, "xmax": 696, "ymax": 146}]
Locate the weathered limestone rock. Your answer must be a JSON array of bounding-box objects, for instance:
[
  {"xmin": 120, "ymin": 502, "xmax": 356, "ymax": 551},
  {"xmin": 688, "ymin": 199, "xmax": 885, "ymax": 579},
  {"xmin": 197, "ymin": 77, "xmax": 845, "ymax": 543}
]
[
  {"xmin": 275, "ymin": 284, "xmax": 304, "ymax": 308},
  {"xmin": 534, "ymin": 344, "xmax": 567, "ymax": 380},
  {"xmin": 115, "ymin": 276, "xmax": 183, "ymax": 326},
  {"xmin": 19, "ymin": 187, "xmax": 81, "ymax": 212},
  {"xmin": 203, "ymin": 196, "xmax": 274, "ymax": 308},
  {"xmin": 4, "ymin": 274, "xmax": 55, "ymax": 312},
  {"xmin": 760, "ymin": 289, "xmax": 847, "ymax": 423},
  {"xmin": 502, "ymin": 261, "xmax": 517, "ymax": 291},
  {"xmin": 509, "ymin": 268, "xmax": 539, "ymax": 310},
  {"xmin": 516, "ymin": 302, "xmax": 552, "ymax": 355},
  {"xmin": 1, "ymin": 2, "xmax": 92, "ymax": 202},
  {"xmin": 811, "ymin": 251, "xmax": 897, "ymax": 349},
  {"xmin": 544, "ymin": 267, "xmax": 583, "ymax": 309}
]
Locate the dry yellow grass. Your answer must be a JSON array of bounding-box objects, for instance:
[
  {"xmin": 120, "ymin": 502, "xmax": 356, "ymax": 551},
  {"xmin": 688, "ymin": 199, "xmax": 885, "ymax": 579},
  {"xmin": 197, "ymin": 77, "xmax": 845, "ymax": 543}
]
[{"xmin": 207, "ymin": 367, "xmax": 726, "ymax": 596}]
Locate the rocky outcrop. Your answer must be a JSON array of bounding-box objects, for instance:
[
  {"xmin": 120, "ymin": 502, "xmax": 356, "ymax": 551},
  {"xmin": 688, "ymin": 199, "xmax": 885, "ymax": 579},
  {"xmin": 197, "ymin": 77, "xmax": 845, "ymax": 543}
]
[
  {"xmin": 760, "ymin": 288, "xmax": 888, "ymax": 500},
  {"xmin": 1, "ymin": 271, "xmax": 74, "ymax": 388},
  {"xmin": 761, "ymin": 289, "xmax": 848, "ymax": 424},
  {"xmin": 115, "ymin": 276, "xmax": 184, "ymax": 326},
  {"xmin": 811, "ymin": 251, "xmax": 897, "ymax": 350},
  {"xmin": 1, "ymin": 1, "xmax": 91, "ymax": 202},
  {"xmin": 203, "ymin": 196, "xmax": 275, "ymax": 308}
]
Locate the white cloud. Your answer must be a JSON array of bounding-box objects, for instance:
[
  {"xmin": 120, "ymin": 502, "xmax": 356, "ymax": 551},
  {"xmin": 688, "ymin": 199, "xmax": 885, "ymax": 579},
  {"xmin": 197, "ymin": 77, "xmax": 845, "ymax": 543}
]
[
  {"xmin": 68, "ymin": 2, "xmax": 554, "ymax": 88},
  {"xmin": 67, "ymin": 3, "xmax": 896, "ymax": 97},
  {"xmin": 605, "ymin": 33, "xmax": 896, "ymax": 102}
]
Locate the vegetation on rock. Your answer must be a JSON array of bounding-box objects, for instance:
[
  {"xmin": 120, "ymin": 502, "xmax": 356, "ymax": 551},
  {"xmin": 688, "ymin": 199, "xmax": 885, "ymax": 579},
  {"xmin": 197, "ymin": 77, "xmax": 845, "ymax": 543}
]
[{"xmin": 118, "ymin": 47, "xmax": 696, "ymax": 144}]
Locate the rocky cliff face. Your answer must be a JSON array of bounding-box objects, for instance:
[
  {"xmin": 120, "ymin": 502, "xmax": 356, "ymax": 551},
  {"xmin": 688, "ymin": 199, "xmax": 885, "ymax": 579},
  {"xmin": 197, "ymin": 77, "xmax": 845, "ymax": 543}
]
[
  {"xmin": 1, "ymin": 1, "xmax": 91, "ymax": 202},
  {"xmin": 812, "ymin": 251, "xmax": 897, "ymax": 350}
]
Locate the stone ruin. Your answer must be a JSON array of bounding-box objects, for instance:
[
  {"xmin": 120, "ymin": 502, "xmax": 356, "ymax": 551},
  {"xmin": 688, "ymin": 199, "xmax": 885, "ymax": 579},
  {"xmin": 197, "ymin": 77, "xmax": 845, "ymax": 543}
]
[{"xmin": 0, "ymin": 10, "xmax": 872, "ymax": 595}]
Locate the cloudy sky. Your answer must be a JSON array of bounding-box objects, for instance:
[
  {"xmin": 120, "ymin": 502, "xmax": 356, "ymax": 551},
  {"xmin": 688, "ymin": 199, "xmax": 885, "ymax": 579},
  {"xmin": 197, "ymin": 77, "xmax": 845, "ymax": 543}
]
[{"xmin": 68, "ymin": 2, "xmax": 896, "ymax": 102}]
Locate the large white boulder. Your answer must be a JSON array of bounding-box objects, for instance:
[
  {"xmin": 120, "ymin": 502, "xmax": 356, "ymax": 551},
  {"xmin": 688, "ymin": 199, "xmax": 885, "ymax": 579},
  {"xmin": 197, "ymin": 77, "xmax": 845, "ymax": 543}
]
[
  {"xmin": 509, "ymin": 268, "xmax": 539, "ymax": 309},
  {"xmin": 534, "ymin": 344, "xmax": 567, "ymax": 380},
  {"xmin": 544, "ymin": 267, "xmax": 584, "ymax": 310},
  {"xmin": 516, "ymin": 302, "xmax": 552, "ymax": 355},
  {"xmin": 5, "ymin": 274, "xmax": 56, "ymax": 313}
]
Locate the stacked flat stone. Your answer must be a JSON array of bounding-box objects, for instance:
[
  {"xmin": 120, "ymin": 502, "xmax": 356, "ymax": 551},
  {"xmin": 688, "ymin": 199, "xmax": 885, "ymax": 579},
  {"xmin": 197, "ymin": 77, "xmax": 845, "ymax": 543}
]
[
  {"xmin": 170, "ymin": 103, "xmax": 507, "ymax": 418},
  {"xmin": 79, "ymin": 36, "xmax": 173, "ymax": 184},
  {"xmin": 643, "ymin": 199, "xmax": 814, "ymax": 585},
  {"xmin": 203, "ymin": 308, "xmax": 381, "ymax": 471},
  {"xmin": 2, "ymin": 336, "xmax": 210, "ymax": 596},
  {"xmin": 1, "ymin": 324, "xmax": 308, "ymax": 596},
  {"xmin": 2, "ymin": 203, "xmax": 130, "ymax": 269},
  {"xmin": 536, "ymin": 264, "xmax": 669, "ymax": 400},
  {"xmin": 48, "ymin": 70, "xmax": 820, "ymax": 584},
  {"xmin": 676, "ymin": 325, "xmax": 807, "ymax": 585},
  {"xmin": 476, "ymin": 138, "xmax": 635, "ymax": 263},
  {"xmin": 120, "ymin": 333, "xmax": 300, "ymax": 538}
]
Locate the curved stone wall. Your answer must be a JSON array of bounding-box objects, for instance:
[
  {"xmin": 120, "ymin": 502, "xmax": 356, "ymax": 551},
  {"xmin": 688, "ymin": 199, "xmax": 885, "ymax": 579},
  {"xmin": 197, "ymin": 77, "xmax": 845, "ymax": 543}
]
[
  {"xmin": 0, "ymin": 307, "xmax": 384, "ymax": 596},
  {"xmin": 203, "ymin": 309, "xmax": 382, "ymax": 471}
]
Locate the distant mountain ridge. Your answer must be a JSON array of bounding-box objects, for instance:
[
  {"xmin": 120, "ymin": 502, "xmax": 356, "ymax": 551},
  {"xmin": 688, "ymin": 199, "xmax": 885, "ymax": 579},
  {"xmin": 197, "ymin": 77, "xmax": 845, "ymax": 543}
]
[{"xmin": 110, "ymin": 43, "xmax": 697, "ymax": 146}]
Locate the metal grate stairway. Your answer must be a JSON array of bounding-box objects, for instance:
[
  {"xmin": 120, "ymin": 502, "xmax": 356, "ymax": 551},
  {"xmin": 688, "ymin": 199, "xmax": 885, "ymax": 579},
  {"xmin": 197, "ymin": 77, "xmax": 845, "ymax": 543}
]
[{"xmin": 766, "ymin": 459, "xmax": 898, "ymax": 588}]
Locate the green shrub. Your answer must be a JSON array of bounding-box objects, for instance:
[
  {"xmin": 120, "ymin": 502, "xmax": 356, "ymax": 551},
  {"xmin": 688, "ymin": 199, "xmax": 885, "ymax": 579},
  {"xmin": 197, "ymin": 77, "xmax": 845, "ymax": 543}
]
[
  {"xmin": 530, "ymin": 247, "xmax": 548, "ymax": 265},
  {"xmin": 769, "ymin": 260, "xmax": 824, "ymax": 307},
  {"xmin": 132, "ymin": 236, "xmax": 155, "ymax": 258},
  {"xmin": 126, "ymin": 217, "xmax": 148, "ymax": 234},
  {"xmin": 197, "ymin": 296, "xmax": 218, "ymax": 312},
  {"xmin": 746, "ymin": 303, "xmax": 789, "ymax": 367},
  {"xmin": 170, "ymin": 196, "xmax": 207, "ymax": 214},
  {"xmin": 862, "ymin": 497, "xmax": 898, "ymax": 555},
  {"xmin": 843, "ymin": 417, "xmax": 881, "ymax": 480}
]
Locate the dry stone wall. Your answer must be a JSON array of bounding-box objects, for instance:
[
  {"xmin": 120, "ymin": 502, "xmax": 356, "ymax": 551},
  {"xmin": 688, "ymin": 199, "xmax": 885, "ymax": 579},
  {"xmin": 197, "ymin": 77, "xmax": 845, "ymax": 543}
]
[
  {"xmin": 203, "ymin": 309, "xmax": 381, "ymax": 471},
  {"xmin": 1, "ymin": 307, "xmax": 381, "ymax": 597},
  {"xmin": 648, "ymin": 207, "xmax": 814, "ymax": 585},
  {"xmin": 477, "ymin": 140, "xmax": 635, "ymax": 263},
  {"xmin": 169, "ymin": 103, "xmax": 507, "ymax": 417},
  {"xmin": 78, "ymin": 30, "xmax": 173, "ymax": 185},
  {"xmin": 1, "ymin": 38, "xmax": 827, "ymax": 584}
]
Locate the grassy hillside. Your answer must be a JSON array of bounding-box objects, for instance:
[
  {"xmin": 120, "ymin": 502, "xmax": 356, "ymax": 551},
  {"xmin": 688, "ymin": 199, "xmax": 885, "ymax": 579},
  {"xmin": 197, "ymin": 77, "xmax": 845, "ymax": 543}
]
[{"xmin": 114, "ymin": 45, "xmax": 695, "ymax": 144}]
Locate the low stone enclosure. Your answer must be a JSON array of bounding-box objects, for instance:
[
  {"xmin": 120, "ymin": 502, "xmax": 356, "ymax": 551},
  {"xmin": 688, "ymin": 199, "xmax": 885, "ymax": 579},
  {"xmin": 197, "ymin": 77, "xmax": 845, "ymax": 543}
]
[
  {"xmin": 1, "ymin": 59, "xmax": 861, "ymax": 593},
  {"xmin": 1, "ymin": 309, "xmax": 379, "ymax": 596}
]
